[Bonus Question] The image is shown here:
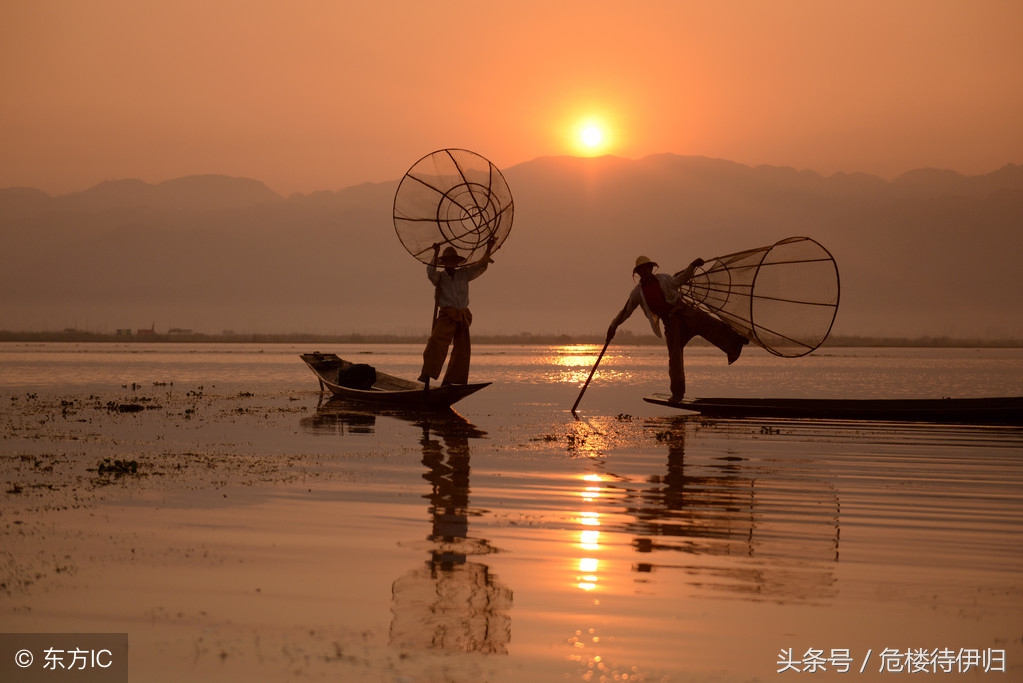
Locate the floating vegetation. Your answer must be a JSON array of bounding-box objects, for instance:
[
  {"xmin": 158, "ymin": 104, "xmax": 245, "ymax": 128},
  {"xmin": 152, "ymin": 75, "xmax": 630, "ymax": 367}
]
[
  {"xmin": 104, "ymin": 397, "xmax": 161, "ymax": 413},
  {"xmin": 108, "ymin": 402, "xmax": 144, "ymax": 413},
  {"xmin": 96, "ymin": 459, "xmax": 139, "ymax": 476},
  {"xmin": 654, "ymin": 429, "xmax": 682, "ymax": 442}
]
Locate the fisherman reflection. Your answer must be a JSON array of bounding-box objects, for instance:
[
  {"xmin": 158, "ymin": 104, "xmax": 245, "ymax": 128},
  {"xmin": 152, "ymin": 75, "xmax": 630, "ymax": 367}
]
[
  {"xmin": 630, "ymin": 422, "xmax": 753, "ymax": 558},
  {"xmin": 629, "ymin": 419, "xmax": 838, "ymax": 601},
  {"xmin": 390, "ymin": 412, "xmax": 513, "ymax": 654}
]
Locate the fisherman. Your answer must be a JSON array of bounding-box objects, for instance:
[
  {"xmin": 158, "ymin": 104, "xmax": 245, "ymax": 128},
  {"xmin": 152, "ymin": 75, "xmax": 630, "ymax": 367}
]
[
  {"xmin": 606, "ymin": 255, "xmax": 748, "ymax": 402},
  {"xmin": 418, "ymin": 238, "xmax": 495, "ymax": 386}
]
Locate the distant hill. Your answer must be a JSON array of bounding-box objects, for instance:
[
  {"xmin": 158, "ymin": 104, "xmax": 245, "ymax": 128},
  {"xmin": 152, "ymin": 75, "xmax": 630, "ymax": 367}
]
[
  {"xmin": 1, "ymin": 159, "xmax": 1021, "ymax": 339},
  {"xmin": 0, "ymin": 174, "xmax": 283, "ymax": 217}
]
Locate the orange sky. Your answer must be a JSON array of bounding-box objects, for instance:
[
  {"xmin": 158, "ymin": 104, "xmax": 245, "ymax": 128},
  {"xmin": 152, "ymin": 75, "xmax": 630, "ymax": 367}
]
[{"xmin": 2, "ymin": 0, "xmax": 1021, "ymax": 196}]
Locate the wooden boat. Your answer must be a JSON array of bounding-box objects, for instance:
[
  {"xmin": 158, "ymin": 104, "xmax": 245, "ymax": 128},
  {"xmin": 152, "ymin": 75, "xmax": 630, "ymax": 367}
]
[
  {"xmin": 300, "ymin": 352, "xmax": 489, "ymax": 409},
  {"xmin": 643, "ymin": 393, "xmax": 1023, "ymax": 425}
]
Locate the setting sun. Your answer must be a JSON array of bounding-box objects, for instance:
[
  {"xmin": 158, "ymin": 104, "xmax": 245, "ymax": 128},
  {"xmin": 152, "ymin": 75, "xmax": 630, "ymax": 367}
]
[
  {"xmin": 570, "ymin": 116, "xmax": 613, "ymax": 156},
  {"xmin": 580, "ymin": 125, "xmax": 603, "ymax": 148}
]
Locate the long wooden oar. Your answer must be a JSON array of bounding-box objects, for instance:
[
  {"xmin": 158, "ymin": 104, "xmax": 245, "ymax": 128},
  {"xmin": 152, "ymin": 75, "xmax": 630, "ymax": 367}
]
[{"xmin": 571, "ymin": 337, "xmax": 612, "ymax": 416}]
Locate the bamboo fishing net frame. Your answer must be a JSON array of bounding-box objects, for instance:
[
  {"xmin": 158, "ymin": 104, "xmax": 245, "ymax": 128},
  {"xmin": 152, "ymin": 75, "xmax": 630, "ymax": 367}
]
[
  {"xmin": 680, "ymin": 236, "xmax": 840, "ymax": 357},
  {"xmin": 393, "ymin": 149, "xmax": 514, "ymax": 267}
]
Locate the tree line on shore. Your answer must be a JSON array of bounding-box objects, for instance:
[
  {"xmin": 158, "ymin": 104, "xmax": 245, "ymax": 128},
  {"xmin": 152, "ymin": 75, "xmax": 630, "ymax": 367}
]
[{"xmin": 1, "ymin": 329, "xmax": 1020, "ymax": 348}]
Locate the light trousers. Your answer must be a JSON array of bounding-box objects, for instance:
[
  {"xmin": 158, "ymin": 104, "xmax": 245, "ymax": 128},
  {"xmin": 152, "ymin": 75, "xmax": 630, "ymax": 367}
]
[{"xmin": 421, "ymin": 307, "xmax": 473, "ymax": 384}]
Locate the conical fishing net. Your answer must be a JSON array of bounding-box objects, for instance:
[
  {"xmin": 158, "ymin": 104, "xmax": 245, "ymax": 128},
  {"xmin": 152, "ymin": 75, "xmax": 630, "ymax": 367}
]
[
  {"xmin": 680, "ymin": 236, "xmax": 840, "ymax": 357},
  {"xmin": 393, "ymin": 149, "xmax": 514, "ymax": 266}
]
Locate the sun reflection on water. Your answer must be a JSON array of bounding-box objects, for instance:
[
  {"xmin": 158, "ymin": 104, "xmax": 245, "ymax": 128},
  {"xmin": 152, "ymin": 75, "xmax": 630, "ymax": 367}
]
[
  {"xmin": 581, "ymin": 473, "xmax": 603, "ymax": 502},
  {"xmin": 568, "ymin": 626, "xmax": 659, "ymax": 683},
  {"xmin": 574, "ymin": 474, "xmax": 606, "ymax": 593},
  {"xmin": 576, "ymin": 557, "xmax": 600, "ymax": 592},
  {"xmin": 541, "ymin": 345, "xmax": 635, "ymax": 385},
  {"xmin": 579, "ymin": 529, "xmax": 601, "ymax": 551}
]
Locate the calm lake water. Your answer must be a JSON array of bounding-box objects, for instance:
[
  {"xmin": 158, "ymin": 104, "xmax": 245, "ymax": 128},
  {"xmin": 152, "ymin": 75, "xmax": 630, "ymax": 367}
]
[
  {"xmin": 2, "ymin": 342, "xmax": 1022, "ymax": 681},
  {"xmin": 4, "ymin": 341, "xmax": 1023, "ymax": 399}
]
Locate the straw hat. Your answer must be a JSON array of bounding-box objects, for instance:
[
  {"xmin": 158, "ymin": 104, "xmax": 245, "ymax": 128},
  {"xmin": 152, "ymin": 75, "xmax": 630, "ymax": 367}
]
[
  {"xmin": 438, "ymin": 247, "xmax": 465, "ymax": 267},
  {"xmin": 633, "ymin": 255, "xmax": 657, "ymax": 273}
]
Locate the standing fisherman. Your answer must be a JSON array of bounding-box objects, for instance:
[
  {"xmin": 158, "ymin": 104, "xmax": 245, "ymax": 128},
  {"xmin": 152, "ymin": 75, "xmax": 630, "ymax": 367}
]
[
  {"xmin": 607, "ymin": 255, "xmax": 748, "ymax": 402},
  {"xmin": 418, "ymin": 238, "xmax": 495, "ymax": 387}
]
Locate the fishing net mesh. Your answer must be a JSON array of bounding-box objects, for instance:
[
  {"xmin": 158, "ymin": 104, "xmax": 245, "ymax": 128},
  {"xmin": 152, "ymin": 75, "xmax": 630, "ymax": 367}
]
[
  {"xmin": 393, "ymin": 149, "xmax": 514, "ymax": 266},
  {"xmin": 681, "ymin": 236, "xmax": 840, "ymax": 357}
]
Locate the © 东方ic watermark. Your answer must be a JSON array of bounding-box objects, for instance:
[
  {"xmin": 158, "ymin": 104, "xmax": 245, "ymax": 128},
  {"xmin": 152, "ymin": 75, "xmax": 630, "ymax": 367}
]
[{"xmin": 1, "ymin": 633, "xmax": 128, "ymax": 682}]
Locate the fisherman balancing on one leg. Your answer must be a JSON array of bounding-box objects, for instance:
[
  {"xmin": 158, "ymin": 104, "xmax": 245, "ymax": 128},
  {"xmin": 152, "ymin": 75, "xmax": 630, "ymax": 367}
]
[
  {"xmin": 418, "ymin": 238, "xmax": 495, "ymax": 387},
  {"xmin": 606, "ymin": 255, "xmax": 748, "ymax": 402}
]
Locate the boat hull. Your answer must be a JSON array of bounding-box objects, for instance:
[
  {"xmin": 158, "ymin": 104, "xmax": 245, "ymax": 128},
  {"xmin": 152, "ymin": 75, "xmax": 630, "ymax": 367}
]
[
  {"xmin": 644, "ymin": 394, "xmax": 1023, "ymax": 425},
  {"xmin": 300, "ymin": 352, "xmax": 489, "ymax": 409}
]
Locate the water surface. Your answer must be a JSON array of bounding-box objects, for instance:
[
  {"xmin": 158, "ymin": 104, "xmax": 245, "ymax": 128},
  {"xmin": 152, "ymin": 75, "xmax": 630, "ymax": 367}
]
[{"xmin": 1, "ymin": 343, "xmax": 1021, "ymax": 681}]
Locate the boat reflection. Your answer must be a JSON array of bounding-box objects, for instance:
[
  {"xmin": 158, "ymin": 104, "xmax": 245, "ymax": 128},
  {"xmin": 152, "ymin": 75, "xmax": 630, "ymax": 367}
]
[
  {"xmin": 624, "ymin": 418, "xmax": 840, "ymax": 602},
  {"xmin": 298, "ymin": 399, "xmax": 378, "ymax": 435},
  {"xmin": 387, "ymin": 410, "xmax": 513, "ymax": 654},
  {"xmin": 299, "ymin": 395, "xmax": 473, "ymax": 437}
]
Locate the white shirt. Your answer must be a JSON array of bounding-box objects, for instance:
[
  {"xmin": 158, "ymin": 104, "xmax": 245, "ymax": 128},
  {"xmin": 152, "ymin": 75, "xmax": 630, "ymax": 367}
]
[{"xmin": 426, "ymin": 260, "xmax": 490, "ymax": 309}]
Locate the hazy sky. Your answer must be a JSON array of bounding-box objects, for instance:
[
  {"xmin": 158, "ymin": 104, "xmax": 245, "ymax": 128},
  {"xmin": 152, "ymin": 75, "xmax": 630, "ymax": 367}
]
[{"xmin": 2, "ymin": 0, "xmax": 1021, "ymax": 197}]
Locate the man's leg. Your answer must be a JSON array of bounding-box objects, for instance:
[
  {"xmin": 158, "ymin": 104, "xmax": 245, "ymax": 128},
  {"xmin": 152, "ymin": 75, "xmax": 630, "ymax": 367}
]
[
  {"xmin": 420, "ymin": 310, "xmax": 457, "ymax": 382},
  {"xmin": 442, "ymin": 313, "xmax": 473, "ymax": 385},
  {"xmin": 664, "ymin": 313, "xmax": 691, "ymax": 401},
  {"xmin": 682, "ymin": 306, "xmax": 747, "ymax": 364}
]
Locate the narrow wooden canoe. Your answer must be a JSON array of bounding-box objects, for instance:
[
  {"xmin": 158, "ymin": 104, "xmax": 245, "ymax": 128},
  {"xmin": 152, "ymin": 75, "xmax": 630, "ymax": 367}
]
[
  {"xmin": 300, "ymin": 352, "xmax": 490, "ymax": 409},
  {"xmin": 643, "ymin": 393, "xmax": 1023, "ymax": 425}
]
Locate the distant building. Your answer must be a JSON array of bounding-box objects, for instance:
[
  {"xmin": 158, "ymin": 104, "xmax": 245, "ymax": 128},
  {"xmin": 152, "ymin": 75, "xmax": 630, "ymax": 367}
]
[
  {"xmin": 116, "ymin": 329, "xmax": 133, "ymax": 336},
  {"xmin": 167, "ymin": 328, "xmax": 193, "ymax": 335}
]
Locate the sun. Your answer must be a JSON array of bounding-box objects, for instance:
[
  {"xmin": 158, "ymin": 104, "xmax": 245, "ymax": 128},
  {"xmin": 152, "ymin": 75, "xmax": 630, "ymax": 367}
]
[
  {"xmin": 571, "ymin": 118, "xmax": 611, "ymax": 156},
  {"xmin": 580, "ymin": 124, "xmax": 603, "ymax": 149}
]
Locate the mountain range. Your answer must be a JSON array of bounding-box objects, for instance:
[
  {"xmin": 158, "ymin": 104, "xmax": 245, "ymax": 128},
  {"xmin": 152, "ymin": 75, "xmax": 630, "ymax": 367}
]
[{"xmin": 2, "ymin": 154, "xmax": 1022, "ymax": 339}]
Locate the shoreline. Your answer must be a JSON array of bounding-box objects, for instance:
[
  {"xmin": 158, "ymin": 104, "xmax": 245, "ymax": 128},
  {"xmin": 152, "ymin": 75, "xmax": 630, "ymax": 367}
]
[{"xmin": 3, "ymin": 331, "xmax": 1022, "ymax": 348}]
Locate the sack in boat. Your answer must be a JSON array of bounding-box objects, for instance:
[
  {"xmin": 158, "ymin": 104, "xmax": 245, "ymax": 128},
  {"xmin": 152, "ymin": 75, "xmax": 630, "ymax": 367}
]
[{"xmin": 338, "ymin": 363, "xmax": 376, "ymax": 390}]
